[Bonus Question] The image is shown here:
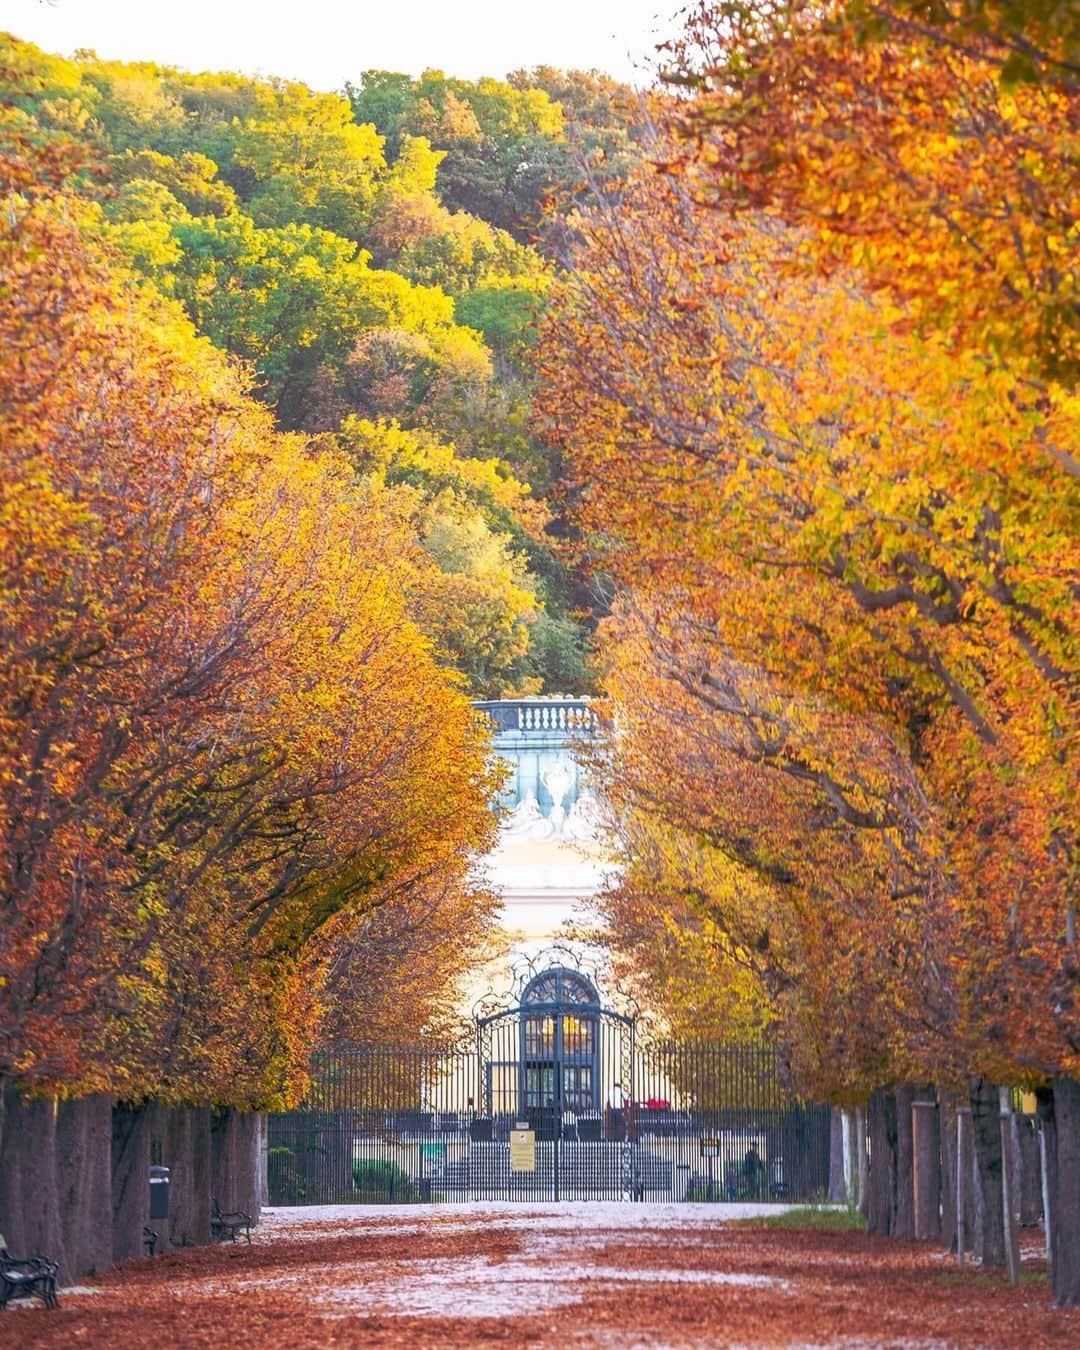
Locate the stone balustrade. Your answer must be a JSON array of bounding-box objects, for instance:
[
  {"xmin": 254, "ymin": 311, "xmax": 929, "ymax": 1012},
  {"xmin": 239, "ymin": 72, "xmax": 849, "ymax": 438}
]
[{"xmin": 474, "ymin": 696, "xmax": 596, "ymax": 736}]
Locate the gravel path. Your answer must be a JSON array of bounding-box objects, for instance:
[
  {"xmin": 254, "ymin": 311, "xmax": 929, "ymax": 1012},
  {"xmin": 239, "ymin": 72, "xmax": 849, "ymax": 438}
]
[{"xmin": 1, "ymin": 1203, "xmax": 1075, "ymax": 1346}]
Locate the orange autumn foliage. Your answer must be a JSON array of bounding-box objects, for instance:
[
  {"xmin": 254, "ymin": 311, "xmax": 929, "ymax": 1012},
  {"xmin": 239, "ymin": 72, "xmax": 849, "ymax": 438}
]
[
  {"xmin": 538, "ymin": 102, "xmax": 1078, "ymax": 1095},
  {"xmin": 0, "ymin": 164, "xmax": 498, "ymax": 1107},
  {"xmin": 670, "ymin": 1, "xmax": 1078, "ymax": 385}
]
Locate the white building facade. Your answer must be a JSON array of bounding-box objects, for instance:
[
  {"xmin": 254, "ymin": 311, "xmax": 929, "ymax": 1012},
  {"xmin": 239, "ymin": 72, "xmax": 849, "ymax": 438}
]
[{"xmin": 472, "ymin": 696, "xmax": 616, "ymax": 1007}]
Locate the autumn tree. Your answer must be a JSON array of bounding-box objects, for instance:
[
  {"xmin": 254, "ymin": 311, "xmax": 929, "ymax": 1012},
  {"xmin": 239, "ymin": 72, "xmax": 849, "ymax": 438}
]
[
  {"xmin": 670, "ymin": 0, "xmax": 1078, "ymax": 383},
  {"xmin": 538, "ymin": 10, "xmax": 1077, "ymax": 1281},
  {"xmin": 347, "ymin": 69, "xmax": 567, "ymax": 240},
  {"xmin": 0, "ymin": 147, "xmax": 498, "ymax": 1114}
]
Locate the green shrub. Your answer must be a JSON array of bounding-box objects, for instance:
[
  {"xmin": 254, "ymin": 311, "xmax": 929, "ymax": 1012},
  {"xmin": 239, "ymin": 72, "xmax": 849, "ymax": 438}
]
[
  {"xmin": 742, "ymin": 1204, "xmax": 864, "ymax": 1231},
  {"xmin": 267, "ymin": 1145, "xmax": 306, "ymax": 1203},
  {"xmin": 351, "ymin": 1158, "xmax": 420, "ymax": 1203}
]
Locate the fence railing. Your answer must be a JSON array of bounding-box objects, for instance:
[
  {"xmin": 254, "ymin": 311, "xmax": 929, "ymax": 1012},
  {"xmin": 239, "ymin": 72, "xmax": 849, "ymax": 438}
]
[{"xmin": 267, "ymin": 1040, "xmax": 829, "ymax": 1207}]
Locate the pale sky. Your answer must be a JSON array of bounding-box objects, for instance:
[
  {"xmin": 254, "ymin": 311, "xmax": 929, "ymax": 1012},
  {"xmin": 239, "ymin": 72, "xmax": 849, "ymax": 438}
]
[{"xmin": 0, "ymin": 0, "xmax": 687, "ymax": 89}]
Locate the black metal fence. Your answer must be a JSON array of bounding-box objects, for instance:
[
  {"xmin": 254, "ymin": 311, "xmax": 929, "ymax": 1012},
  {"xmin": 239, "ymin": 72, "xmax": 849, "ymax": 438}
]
[{"xmin": 267, "ymin": 1039, "xmax": 830, "ymax": 1206}]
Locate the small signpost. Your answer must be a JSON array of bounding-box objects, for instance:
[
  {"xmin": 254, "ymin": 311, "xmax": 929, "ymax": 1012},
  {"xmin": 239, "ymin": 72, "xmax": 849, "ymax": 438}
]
[{"xmin": 509, "ymin": 1124, "xmax": 536, "ymax": 1173}]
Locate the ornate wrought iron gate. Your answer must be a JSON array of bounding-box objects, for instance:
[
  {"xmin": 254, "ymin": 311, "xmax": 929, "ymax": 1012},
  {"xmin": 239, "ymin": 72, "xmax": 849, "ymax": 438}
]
[
  {"xmin": 268, "ymin": 963, "xmax": 831, "ymax": 1206},
  {"xmin": 471, "ymin": 963, "xmax": 636, "ymax": 1201}
]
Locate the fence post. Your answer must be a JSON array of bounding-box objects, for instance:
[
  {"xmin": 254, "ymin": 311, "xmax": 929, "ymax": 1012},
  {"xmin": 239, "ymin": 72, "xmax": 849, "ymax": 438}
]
[{"xmin": 1039, "ymin": 1114, "xmax": 1053, "ymax": 1262}]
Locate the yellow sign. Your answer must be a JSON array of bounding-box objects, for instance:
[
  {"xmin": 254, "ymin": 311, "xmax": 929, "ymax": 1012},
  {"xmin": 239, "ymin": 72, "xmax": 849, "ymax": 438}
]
[{"xmin": 509, "ymin": 1128, "xmax": 536, "ymax": 1172}]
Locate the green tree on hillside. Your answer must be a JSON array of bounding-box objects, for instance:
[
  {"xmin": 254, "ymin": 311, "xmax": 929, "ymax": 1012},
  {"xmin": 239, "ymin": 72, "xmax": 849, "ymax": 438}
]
[{"xmin": 2, "ymin": 32, "xmax": 609, "ymax": 693}]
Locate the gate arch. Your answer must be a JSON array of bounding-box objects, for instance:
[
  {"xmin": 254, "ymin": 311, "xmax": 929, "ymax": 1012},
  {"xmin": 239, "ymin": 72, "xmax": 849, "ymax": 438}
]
[
  {"xmin": 478, "ymin": 968, "xmax": 634, "ymax": 1133},
  {"xmin": 474, "ymin": 953, "xmax": 637, "ymax": 1198}
]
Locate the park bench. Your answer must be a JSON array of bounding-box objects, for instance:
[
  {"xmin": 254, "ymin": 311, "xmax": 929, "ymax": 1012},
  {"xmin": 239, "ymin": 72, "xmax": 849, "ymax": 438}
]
[
  {"xmin": 0, "ymin": 1236, "xmax": 59, "ymax": 1310},
  {"xmin": 211, "ymin": 1197, "xmax": 254, "ymax": 1243}
]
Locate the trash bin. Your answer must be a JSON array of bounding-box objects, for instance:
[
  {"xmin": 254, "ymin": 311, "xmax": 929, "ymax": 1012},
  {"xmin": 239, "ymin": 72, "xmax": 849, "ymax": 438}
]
[{"xmin": 149, "ymin": 1164, "xmax": 170, "ymax": 1220}]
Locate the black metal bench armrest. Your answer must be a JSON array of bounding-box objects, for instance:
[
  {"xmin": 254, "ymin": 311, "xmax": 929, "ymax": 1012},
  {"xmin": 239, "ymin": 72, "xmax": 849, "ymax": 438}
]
[
  {"xmin": 1, "ymin": 1255, "xmax": 58, "ymax": 1275},
  {"xmin": 210, "ymin": 1200, "xmax": 254, "ymax": 1242},
  {"xmin": 0, "ymin": 1254, "xmax": 59, "ymax": 1309}
]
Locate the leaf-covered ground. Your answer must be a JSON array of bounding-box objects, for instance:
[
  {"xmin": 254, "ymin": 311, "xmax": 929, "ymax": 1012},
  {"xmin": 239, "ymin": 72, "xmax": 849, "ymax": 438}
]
[{"xmin": 2, "ymin": 1204, "xmax": 1075, "ymax": 1347}]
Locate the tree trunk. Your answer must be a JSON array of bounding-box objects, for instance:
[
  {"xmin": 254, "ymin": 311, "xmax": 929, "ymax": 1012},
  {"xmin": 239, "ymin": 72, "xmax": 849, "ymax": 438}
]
[
  {"xmin": 0, "ymin": 1092, "xmax": 67, "ymax": 1276},
  {"xmin": 0, "ymin": 1086, "xmax": 27, "ymax": 1256},
  {"xmin": 210, "ymin": 1108, "xmax": 263, "ymax": 1217},
  {"xmin": 913, "ymin": 1092, "xmax": 941, "ymax": 1240},
  {"xmin": 164, "ymin": 1108, "xmax": 195, "ymax": 1249},
  {"xmin": 961, "ymin": 1107, "xmax": 977, "ymax": 1256},
  {"xmin": 56, "ymin": 1095, "xmax": 113, "ymax": 1280},
  {"xmin": 257, "ymin": 1112, "xmax": 269, "ymax": 1209},
  {"xmin": 1049, "ymin": 1075, "xmax": 1080, "ymax": 1306},
  {"xmin": 892, "ymin": 1084, "xmax": 915, "ymax": 1239},
  {"xmin": 828, "ymin": 1107, "xmax": 845, "ymax": 1203},
  {"xmin": 1037, "ymin": 1086, "xmax": 1056, "ymax": 1267},
  {"xmin": 211, "ymin": 1106, "xmax": 239, "ymax": 1212},
  {"xmin": 958, "ymin": 1106, "xmax": 970, "ymax": 1259},
  {"xmin": 841, "ymin": 1109, "xmax": 856, "ymax": 1207},
  {"xmin": 232, "ymin": 1113, "xmax": 261, "ymax": 1219},
  {"xmin": 998, "ymin": 1088, "xmax": 1020, "ymax": 1285},
  {"xmin": 111, "ymin": 1103, "xmax": 150, "ymax": 1263},
  {"xmin": 190, "ymin": 1108, "xmax": 213, "ymax": 1245},
  {"xmin": 1018, "ymin": 1114, "xmax": 1042, "ymax": 1226},
  {"xmin": 168, "ymin": 1106, "xmax": 213, "ymax": 1247},
  {"xmin": 939, "ymin": 1089, "xmax": 958, "ymax": 1253},
  {"xmin": 952, "ymin": 1105, "xmax": 978, "ymax": 1259},
  {"xmin": 970, "ymin": 1076, "xmax": 1006, "ymax": 1269},
  {"xmin": 867, "ymin": 1089, "xmax": 896, "ymax": 1237},
  {"xmin": 142, "ymin": 1102, "xmax": 170, "ymax": 1256}
]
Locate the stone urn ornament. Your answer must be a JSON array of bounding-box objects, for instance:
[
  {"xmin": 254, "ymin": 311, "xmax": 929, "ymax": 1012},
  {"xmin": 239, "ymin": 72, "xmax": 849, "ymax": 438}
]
[{"xmin": 540, "ymin": 756, "xmax": 574, "ymax": 835}]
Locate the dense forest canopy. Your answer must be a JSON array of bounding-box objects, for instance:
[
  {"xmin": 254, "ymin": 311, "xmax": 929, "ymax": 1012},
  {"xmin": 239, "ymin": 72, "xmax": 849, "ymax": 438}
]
[{"xmin": 1, "ymin": 34, "xmax": 644, "ymax": 702}]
